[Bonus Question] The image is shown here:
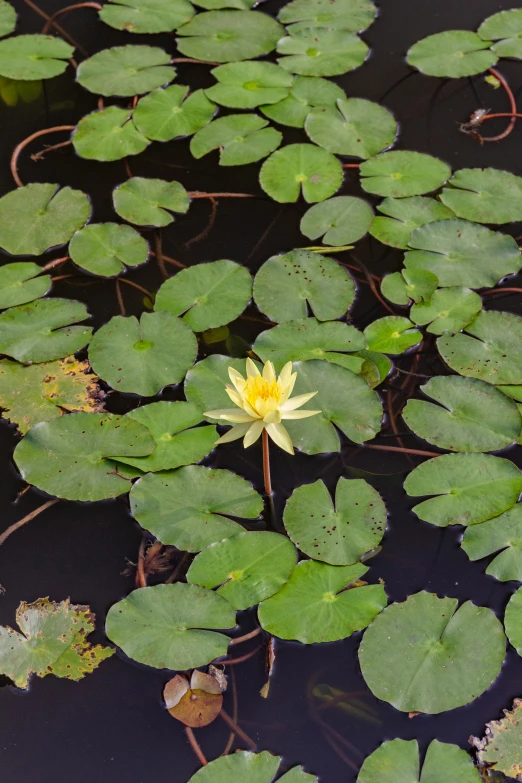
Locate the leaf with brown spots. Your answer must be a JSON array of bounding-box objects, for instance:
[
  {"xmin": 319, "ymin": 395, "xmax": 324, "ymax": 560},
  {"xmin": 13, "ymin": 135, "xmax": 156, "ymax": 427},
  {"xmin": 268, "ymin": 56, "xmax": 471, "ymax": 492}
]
[
  {"xmin": 471, "ymin": 698, "xmax": 522, "ymax": 780},
  {"xmin": 164, "ymin": 669, "xmax": 225, "ymax": 727}
]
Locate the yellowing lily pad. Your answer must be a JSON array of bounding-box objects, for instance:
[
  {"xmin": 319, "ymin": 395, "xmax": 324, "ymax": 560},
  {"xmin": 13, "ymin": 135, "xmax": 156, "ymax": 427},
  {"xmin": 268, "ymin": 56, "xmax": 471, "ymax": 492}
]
[{"xmin": 471, "ymin": 698, "xmax": 522, "ymax": 780}]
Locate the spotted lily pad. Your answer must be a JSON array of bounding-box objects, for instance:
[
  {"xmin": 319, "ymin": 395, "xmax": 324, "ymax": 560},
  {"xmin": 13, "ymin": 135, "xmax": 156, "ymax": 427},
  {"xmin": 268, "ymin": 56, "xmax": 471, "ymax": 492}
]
[
  {"xmin": 276, "ymin": 30, "xmax": 368, "ymax": 77},
  {"xmin": 478, "ymin": 9, "xmax": 522, "ymax": 59},
  {"xmin": 133, "ymin": 85, "xmax": 215, "ymax": 141},
  {"xmin": 190, "ymin": 114, "xmax": 282, "ymax": 165},
  {"xmin": 363, "ymin": 316, "xmax": 421, "ymax": 354},
  {"xmin": 73, "ymin": 107, "xmax": 149, "ymax": 161},
  {"xmin": 305, "ymin": 98, "xmax": 396, "ymax": 159},
  {"xmin": 205, "ymin": 61, "xmax": 293, "ymax": 108},
  {"xmin": 300, "ymin": 196, "xmax": 373, "ymax": 246},
  {"xmin": 439, "ymin": 168, "xmax": 522, "ymax": 224},
  {"xmin": 260, "ymin": 143, "xmax": 343, "ymax": 203},
  {"xmin": 0, "ymin": 262, "xmax": 50, "ymax": 309},
  {"xmin": 77, "ymin": 45, "xmax": 175, "ymax": 96},
  {"xmin": 0, "ymin": 35, "xmax": 73, "ymax": 80},
  {"xmin": 278, "ymin": 0, "xmax": 376, "ymax": 33},
  {"xmin": 176, "ymin": 11, "xmax": 284, "ymax": 62},
  {"xmin": 0, "ymin": 1, "xmax": 16, "ymax": 38},
  {"xmin": 187, "ymin": 751, "xmax": 317, "ymax": 783},
  {"xmin": 359, "ymin": 151, "xmax": 451, "ymax": 198},
  {"xmin": 260, "ymin": 75, "xmax": 346, "ymax": 128},
  {"xmin": 369, "ymin": 196, "xmax": 455, "ymax": 249},
  {"xmin": 462, "ymin": 505, "xmax": 522, "ymax": 582},
  {"xmin": 357, "ymin": 738, "xmax": 481, "ymax": 783},
  {"xmin": 407, "ymin": 31, "xmax": 497, "ymax": 78},
  {"xmin": 380, "ymin": 269, "xmax": 438, "ymax": 306},
  {"xmin": 185, "ymin": 355, "xmax": 253, "ymax": 417},
  {"xmin": 113, "ymin": 177, "xmax": 190, "ymax": 227},
  {"xmin": 99, "ymin": 0, "xmax": 194, "ymax": 33},
  {"xmin": 69, "ymin": 223, "xmax": 148, "ymax": 277},
  {"xmin": 471, "ymin": 698, "xmax": 522, "ymax": 780},
  {"xmin": 410, "ymin": 286, "xmax": 482, "ymax": 335}
]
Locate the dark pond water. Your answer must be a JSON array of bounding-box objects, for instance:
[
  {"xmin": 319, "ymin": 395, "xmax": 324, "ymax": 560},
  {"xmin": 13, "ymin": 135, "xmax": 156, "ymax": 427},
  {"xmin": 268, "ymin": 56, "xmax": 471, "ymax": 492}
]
[{"xmin": 1, "ymin": 0, "xmax": 522, "ymax": 780}]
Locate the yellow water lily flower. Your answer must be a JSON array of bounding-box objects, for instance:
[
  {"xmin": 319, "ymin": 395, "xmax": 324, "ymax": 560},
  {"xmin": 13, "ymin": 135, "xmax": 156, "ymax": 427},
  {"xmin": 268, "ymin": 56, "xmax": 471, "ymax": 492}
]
[{"xmin": 205, "ymin": 358, "xmax": 321, "ymax": 455}]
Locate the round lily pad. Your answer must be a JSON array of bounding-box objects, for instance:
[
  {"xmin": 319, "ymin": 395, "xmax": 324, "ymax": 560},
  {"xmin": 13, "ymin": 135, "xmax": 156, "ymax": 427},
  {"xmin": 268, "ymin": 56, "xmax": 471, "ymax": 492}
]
[
  {"xmin": 276, "ymin": 30, "xmax": 368, "ymax": 77},
  {"xmin": 99, "ymin": 0, "xmax": 194, "ymax": 33},
  {"xmin": 176, "ymin": 10, "xmax": 284, "ymax": 62},
  {"xmin": 357, "ymin": 738, "xmax": 481, "ymax": 783},
  {"xmin": 190, "ymin": 114, "xmax": 282, "ymax": 166},
  {"xmin": 410, "ymin": 286, "xmax": 482, "ymax": 335},
  {"xmin": 380, "ymin": 269, "xmax": 438, "ymax": 306},
  {"xmin": 363, "ymin": 316, "xmax": 421, "ymax": 354},
  {"xmin": 462, "ymin": 504, "xmax": 522, "ymax": 583},
  {"xmin": 187, "ymin": 752, "xmax": 317, "ymax": 783},
  {"xmin": 129, "ymin": 465, "xmax": 263, "ymax": 551},
  {"xmin": 258, "ymin": 560, "xmax": 387, "ymax": 643},
  {"xmin": 76, "ymin": 45, "xmax": 175, "ymax": 96},
  {"xmin": 113, "ymin": 177, "xmax": 190, "ymax": 227},
  {"xmin": 88, "ymin": 311, "xmax": 197, "ymax": 396},
  {"xmin": 359, "ymin": 151, "xmax": 451, "ymax": 198},
  {"xmin": 185, "ymin": 355, "xmax": 255, "ymax": 417},
  {"xmin": 69, "ymin": 223, "xmax": 148, "ymax": 277},
  {"xmin": 154, "ymin": 260, "xmax": 252, "ymax": 331},
  {"xmin": 193, "ymin": 0, "xmax": 258, "ymax": 7},
  {"xmin": 369, "ymin": 196, "xmax": 455, "ymax": 249},
  {"xmin": 0, "ymin": 183, "xmax": 90, "ymax": 256},
  {"xmin": 505, "ymin": 588, "xmax": 522, "ymax": 656},
  {"xmin": 278, "ymin": 0, "xmax": 376, "ymax": 33},
  {"xmin": 133, "ymin": 85, "xmax": 216, "ymax": 141},
  {"xmin": 284, "ymin": 477, "xmax": 386, "ymax": 565},
  {"xmin": 0, "ymin": 262, "xmax": 50, "ymax": 309},
  {"xmin": 253, "ymin": 250, "xmax": 354, "ymax": 322},
  {"xmin": 404, "ymin": 453, "xmax": 522, "ymax": 527},
  {"xmin": 300, "ymin": 196, "xmax": 374, "ymax": 246},
  {"xmin": 187, "ymin": 531, "xmax": 297, "ymax": 609},
  {"xmin": 105, "ymin": 583, "xmax": 236, "ymax": 670},
  {"xmin": 471, "ymin": 697, "xmax": 522, "ymax": 780},
  {"xmin": 407, "ymin": 30, "xmax": 497, "ymax": 78},
  {"xmin": 14, "ymin": 411, "xmax": 154, "ymax": 501},
  {"xmin": 259, "ymin": 143, "xmax": 343, "ymax": 203},
  {"xmin": 359, "ymin": 591, "xmax": 505, "ymax": 713},
  {"xmin": 73, "ymin": 107, "xmax": 149, "ymax": 162},
  {"xmin": 0, "ymin": 34, "xmax": 73, "ymax": 80},
  {"xmin": 260, "ymin": 75, "xmax": 346, "ymax": 128},
  {"xmin": 440, "ymin": 168, "xmax": 522, "ymax": 224},
  {"xmin": 403, "ymin": 376, "xmax": 521, "ymax": 452},
  {"xmin": 0, "ymin": 1, "xmax": 16, "ymax": 38},
  {"xmin": 205, "ymin": 61, "xmax": 293, "ymax": 109},
  {"xmin": 478, "ymin": 9, "xmax": 522, "ymax": 59},
  {"xmin": 305, "ymin": 98, "xmax": 396, "ymax": 159}
]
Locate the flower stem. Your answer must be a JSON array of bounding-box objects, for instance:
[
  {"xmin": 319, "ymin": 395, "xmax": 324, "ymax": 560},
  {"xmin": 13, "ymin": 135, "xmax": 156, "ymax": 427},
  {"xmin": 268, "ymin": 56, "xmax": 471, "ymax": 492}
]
[
  {"xmin": 185, "ymin": 727, "xmax": 207, "ymax": 766},
  {"xmin": 262, "ymin": 429, "xmax": 272, "ymax": 496}
]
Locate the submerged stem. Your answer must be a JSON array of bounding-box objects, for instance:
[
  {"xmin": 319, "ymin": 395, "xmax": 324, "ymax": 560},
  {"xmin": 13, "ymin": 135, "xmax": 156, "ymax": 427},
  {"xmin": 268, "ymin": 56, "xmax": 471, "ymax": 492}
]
[
  {"xmin": 24, "ymin": 0, "xmax": 88, "ymax": 55},
  {"xmin": 219, "ymin": 709, "xmax": 256, "ymax": 750},
  {"xmin": 229, "ymin": 627, "xmax": 262, "ymax": 647},
  {"xmin": 11, "ymin": 126, "xmax": 75, "ymax": 188},
  {"xmin": 481, "ymin": 68, "xmax": 518, "ymax": 142},
  {"xmin": 41, "ymin": 2, "xmax": 102, "ymax": 34},
  {"xmin": 185, "ymin": 727, "xmax": 207, "ymax": 766},
  {"xmin": 0, "ymin": 499, "xmax": 60, "ymax": 547}
]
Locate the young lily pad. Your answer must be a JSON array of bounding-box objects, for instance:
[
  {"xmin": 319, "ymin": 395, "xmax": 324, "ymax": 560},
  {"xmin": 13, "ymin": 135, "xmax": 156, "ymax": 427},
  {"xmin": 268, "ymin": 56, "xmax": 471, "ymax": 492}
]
[
  {"xmin": 205, "ymin": 61, "xmax": 293, "ymax": 109},
  {"xmin": 300, "ymin": 196, "xmax": 373, "ymax": 246},
  {"xmin": 439, "ymin": 168, "xmax": 522, "ymax": 224},
  {"xmin": 253, "ymin": 250, "xmax": 354, "ymax": 322},
  {"xmin": 155, "ymin": 260, "xmax": 252, "ymax": 332},
  {"xmin": 0, "ymin": 598, "xmax": 113, "ymax": 690},
  {"xmin": 187, "ymin": 752, "xmax": 317, "ymax": 783},
  {"xmin": 187, "ymin": 531, "xmax": 296, "ymax": 609},
  {"xmin": 259, "ymin": 560, "xmax": 386, "ymax": 643},
  {"xmin": 380, "ymin": 269, "xmax": 438, "ymax": 306},
  {"xmin": 276, "ymin": 30, "xmax": 368, "ymax": 77},
  {"xmin": 359, "ymin": 591, "xmax": 505, "ymax": 713},
  {"xmin": 99, "ymin": 0, "xmax": 194, "ymax": 34},
  {"xmin": 0, "ymin": 262, "xmax": 50, "ymax": 309},
  {"xmin": 437, "ymin": 310, "xmax": 522, "ymax": 386},
  {"xmin": 284, "ymin": 477, "xmax": 386, "ymax": 565},
  {"xmin": 403, "ymin": 376, "xmax": 521, "ymax": 452},
  {"xmin": 176, "ymin": 10, "xmax": 284, "ymax": 62},
  {"xmin": 471, "ymin": 697, "xmax": 522, "ymax": 780},
  {"xmin": 478, "ymin": 9, "xmax": 522, "ymax": 59},
  {"xmin": 0, "ymin": 34, "xmax": 73, "ymax": 80},
  {"xmin": 185, "ymin": 355, "xmax": 257, "ymax": 417},
  {"xmin": 0, "ymin": 298, "xmax": 92, "ymax": 362},
  {"xmin": 305, "ymin": 98, "xmax": 396, "ymax": 159},
  {"xmin": 407, "ymin": 30, "xmax": 497, "ymax": 78},
  {"xmin": 14, "ymin": 411, "xmax": 154, "ymax": 501},
  {"xmin": 259, "ymin": 143, "xmax": 343, "ymax": 203},
  {"xmin": 410, "ymin": 287, "xmax": 482, "ymax": 335},
  {"xmin": 0, "ymin": 0, "xmax": 16, "ymax": 38},
  {"xmin": 404, "ymin": 453, "xmax": 522, "ymax": 527},
  {"xmin": 369, "ymin": 196, "xmax": 455, "ymax": 249},
  {"xmin": 0, "ymin": 183, "xmax": 90, "ymax": 256},
  {"xmin": 363, "ymin": 316, "xmax": 421, "ymax": 354},
  {"xmin": 260, "ymin": 75, "xmax": 346, "ymax": 128},
  {"xmin": 0, "ymin": 356, "xmax": 101, "ymax": 434},
  {"xmin": 130, "ymin": 465, "xmax": 263, "ymax": 551},
  {"xmin": 69, "ymin": 223, "xmax": 148, "ymax": 277},
  {"xmin": 462, "ymin": 504, "xmax": 522, "ymax": 583},
  {"xmin": 359, "ymin": 151, "xmax": 451, "ymax": 198},
  {"xmin": 106, "ymin": 583, "xmax": 236, "ymax": 671},
  {"xmin": 357, "ymin": 349, "xmax": 391, "ymax": 388},
  {"xmin": 357, "ymin": 738, "xmax": 481, "ymax": 783},
  {"xmin": 73, "ymin": 107, "xmax": 149, "ymax": 161},
  {"xmin": 133, "ymin": 85, "xmax": 215, "ymax": 141},
  {"xmin": 505, "ymin": 591, "xmax": 522, "ymax": 657},
  {"xmin": 190, "ymin": 114, "xmax": 282, "ymax": 166},
  {"xmin": 113, "ymin": 177, "xmax": 190, "ymax": 227},
  {"xmin": 77, "ymin": 45, "xmax": 174, "ymax": 96},
  {"xmin": 278, "ymin": 0, "xmax": 376, "ymax": 33},
  {"xmin": 88, "ymin": 311, "xmax": 197, "ymax": 396}
]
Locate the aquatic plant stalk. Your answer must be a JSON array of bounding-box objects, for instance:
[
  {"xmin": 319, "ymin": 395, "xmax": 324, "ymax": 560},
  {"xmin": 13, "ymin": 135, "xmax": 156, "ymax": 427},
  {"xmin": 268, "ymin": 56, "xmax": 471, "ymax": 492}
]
[{"xmin": 0, "ymin": 499, "xmax": 60, "ymax": 547}]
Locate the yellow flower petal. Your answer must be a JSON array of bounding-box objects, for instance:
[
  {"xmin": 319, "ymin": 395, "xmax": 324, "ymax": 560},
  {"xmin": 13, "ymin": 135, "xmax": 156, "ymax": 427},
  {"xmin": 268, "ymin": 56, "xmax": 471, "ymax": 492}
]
[
  {"xmin": 246, "ymin": 358, "xmax": 260, "ymax": 377},
  {"xmin": 281, "ymin": 409, "xmax": 321, "ymax": 420},
  {"xmin": 262, "ymin": 360, "xmax": 276, "ymax": 383},
  {"xmin": 225, "ymin": 386, "xmax": 244, "ymax": 408},
  {"xmin": 266, "ymin": 421, "xmax": 294, "ymax": 454},
  {"xmin": 243, "ymin": 419, "xmax": 265, "ymax": 448},
  {"xmin": 279, "ymin": 372, "xmax": 297, "ymax": 404},
  {"xmin": 280, "ymin": 391, "xmax": 318, "ymax": 411},
  {"xmin": 264, "ymin": 409, "xmax": 282, "ymax": 424},
  {"xmin": 215, "ymin": 423, "xmax": 251, "ymax": 444},
  {"xmin": 228, "ymin": 367, "xmax": 246, "ymax": 393},
  {"xmin": 278, "ymin": 361, "xmax": 293, "ymax": 387},
  {"xmin": 204, "ymin": 408, "xmax": 254, "ymax": 423}
]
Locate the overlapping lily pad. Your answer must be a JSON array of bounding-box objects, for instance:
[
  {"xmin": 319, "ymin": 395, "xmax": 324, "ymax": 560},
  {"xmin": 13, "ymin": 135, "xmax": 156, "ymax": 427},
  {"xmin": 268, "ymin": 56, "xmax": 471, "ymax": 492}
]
[
  {"xmin": 357, "ymin": 738, "xmax": 481, "ymax": 783},
  {"xmin": 0, "ymin": 0, "xmax": 16, "ymax": 38},
  {"xmin": 190, "ymin": 114, "xmax": 282, "ymax": 166},
  {"xmin": 410, "ymin": 287, "xmax": 482, "ymax": 334},
  {"xmin": 369, "ymin": 196, "xmax": 455, "ymax": 249},
  {"xmin": 440, "ymin": 168, "xmax": 522, "ymax": 224},
  {"xmin": 0, "ymin": 35, "xmax": 73, "ymax": 80},
  {"xmin": 113, "ymin": 177, "xmax": 189, "ymax": 227},
  {"xmin": 73, "ymin": 107, "xmax": 149, "ymax": 161},
  {"xmin": 305, "ymin": 98, "xmax": 396, "ymax": 159},
  {"xmin": 278, "ymin": 0, "xmax": 376, "ymax": 33},
  {"xmin": 380, "ymin": 269, "xmax": 438, "ymax": 306},
  {"xmin": 276, "ymin": 30, "xmax": 368, "ymax": 77},
  {"xmin": 205, "ymin": 61, "xmax": 293, "ymax": 108},
  {"xmin": 407, "ymin": 31, "xmax": 497, "ymax": 78},
  {"xmin": 176, "ymin": 10, "xmax": 284, "ymax": 62},
  {"xmin": 193, "ymin": 0, "xmax": 258, "ymax": 7},
  {"xmin": 0, "ymin": 262, "xmax": 50, "ymax": 309},
  {"xmin": 187, "ymin": 752, "xmax": 317, "ymax": 783},
  {"xmin": 259, "ymin": 144, "xmax": 343, "ymax": 203},
  {"xmin": 69, "ymin": 223, "xmax": 148, "ymax": 276},
  {"xmin": 260, "ymin": 75, "xmax": 346, "ymax": 128},
  {"xmin": 76, "ymin": 45, "xmax": 174, "ymax": 96},
  {"xmin": 185, "ymin": 355, "xmax": 250, "ymax": 417},
  {"xmin": 478, "ymin": 9, "xmax": 522, "ymax": 59},
  {"xmin": 359, "ymin": 151, "xmax": 451, "ymax": 198},
  {"xmin": 505, "ymin": 590, "xmax": 522, "ymax": 657},
  {"xmin": 133, "ymin": 85, "xmax": 215, "ymax": 141},
  {"xmin": 471, "ymin": 697, "xmax": 522, "ymax": 780},
  {"xmin": 99, "ymin": 0, "xmax": 194, "ymax": 33},
  {"xmin": 300, "ymin": 196, "xmax": 373, "ymax": 246},
  {"xmin": 363, "ymin": 316, "xmax": 421, "ymax": 354},
  {"xmin": 462, "ymin": 504, "xmax": 522, "ymax": 582}
]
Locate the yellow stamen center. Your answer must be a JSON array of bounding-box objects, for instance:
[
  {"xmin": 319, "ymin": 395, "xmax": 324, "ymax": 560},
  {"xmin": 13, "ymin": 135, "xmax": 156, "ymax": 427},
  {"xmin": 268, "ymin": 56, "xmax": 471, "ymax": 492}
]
[{"xmin": 243, "ymin": 376, "xmax": 282, "ymax": 414}]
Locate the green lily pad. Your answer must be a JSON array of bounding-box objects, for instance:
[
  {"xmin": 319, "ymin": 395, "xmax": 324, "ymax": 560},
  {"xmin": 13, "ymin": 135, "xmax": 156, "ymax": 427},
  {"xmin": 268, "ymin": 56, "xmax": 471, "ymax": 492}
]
[
  {"xmin": 499, "ymin": 386, "xmax": 522, "ymax": 403},
  {"xmin": 0, "ymin": 262, "xmax": 50, "ymax": 309},
  {"xmin": 259, "ymin": 143, "xmax": 343, "ymax": 203},
  {"xmin": 205, "ymin": 61, "xmax": 293, "ymax": 109},
  {"xmin": 253, "ymin": 250, "xmax": 354, "ymax": 322},
  {"xmin": 185, "ymin": 355, "xmax": 251, "ymax": 418},
  {"xmin": 0, "ymin": 1, "xmax": 16, "ymax": 38},
  {"xmin": 187, "ymin": 752, "xmax": 317, "ymax": 783},
  {"xmin": 190, "ymin": 113, "xmax": 282, "ymax": 166},
  {"xmin": 73, "ymin": 106, "xmax": 149, "ymax": 162},
  {"xmin": 0, "ymin": 34, "xmax": 73, "ymax": 80},
  {"xmin": 133, "ymin": 85, "xmax": 215, "ymax": 141},
  {"xmin": 106, "ymin": 583, "xmax": 235, "ymax": 670},
  {"xmin": 305, "ymin": 98, "xmax": 396, "ymax": 159},
  {"xmin": 88, "ymin": 311, "xmax": 197, "ymax": 396},
  {"xmin": 113, "ymin": 177, "xmax": 190, "ymax": 227},
  {"xmin": 369, "ymin": 196, "xmax": 455, "ymax": 249},
  {"xmin": 276, "ymin": 30, "xmax": 368, "ymax": 77},
  {"xmin": 410, "ymin": 287, "xmax": 482, "ymax": 335},
  {"xmin": 260, "ymin": 75, "xmax": 346, "ymax": 128},
  {"xmin": 380, "ymin": 269, "xmax": 438, "ymax": 306},
  {"xmin": 505, "ymin": 591, "xmax": 522, "ymax": 657},
  {"xmin": 357, "ymin": 738, "xmax": 481, "ymax": 783},
  {"xmin": 359, "ymin": 590, "xmax": 505, "ymax": 713},
  {"xmin": 471, "ymin": 698, "xmax": 522, "ymax": 780},
  {"xmin": 129, "ymin": 465, "xmax": 263, "ymax": 551},
  {"xmin": 176, "ymin": 11, "xmax": 284, "ymax": 62},
  {"xmin": 278, "ymin": 0, "xmax": 376, "ymax": 33},
  {"xmin": 77, "ymin": 45, "xmax": 174, "ymax": 96},
  {"xmin": 462, "ymin": 504, "xmax": 522, "ymax": 582},
  {"xmin": 259, "ymin": 560, "xmax": 386, "ymax": 643},
  {"xmin": 0, "ymin": 298, "xmax": 92, "ymax": 362},
  {"xmin": 407, "ymin": 30, "xmax": 497, "ymax": 78},
  {"xmin": 359, "ymin": 151, "xmax": 451, "ymax": 198},
  {"xmin": 99, "ymin": 0, "xmax": 194, "ymax": 33},
  {"xmin": 437, "ymin": 310, "xmax": 522, "ymax": 386},
  {"xmin": 193, "ymin": 0, "xmax": 258, "ymax": 7},
  {"xmin": 69, "ymin": 223, "xmax": 148, "ymax": 277},
  {"xmin": 14, "ymin": 411, "xmax": 154, "ymax": 501},
  {"xmin": 0, "ymin": 183, "xmax": 90, "ymax": 256},
  {"xmin": 363, "ymin": 316, "xmax": 421, "ymax": 354},
  {"xmin": 403, "ymin": 376, "xmax": 521, "ymax": 452},
  {"xmin": 187, "ymin": 531, "xmax": 296, "ymax": 609},
  {"xmin": 284, "ymin": 477, "xmax": 386, "ymax": 565},
  {"xmin": 356, "ymin": 349, "xmax": 392, "ymax": 388},
  {"xmin": 439, "ymin": 168, "xmax": 522, "ymax": 224},
  {"xmin": 404, "ymin": 453, "xmax": 522, "ymax": 527},
  {"xmin": 155, "ymin": 260, "xmax": 252, "ymax": 331},
  {"xmin": 0, "ymin": 598, "xmax": 113, "ymax": 690},
  {"xmin": 478, "ymin": 9, "xmax": 522, "ymax": 59},
  {"xmin": 300, "ymin": 196, "xmax": 374, "ymax": 246}
]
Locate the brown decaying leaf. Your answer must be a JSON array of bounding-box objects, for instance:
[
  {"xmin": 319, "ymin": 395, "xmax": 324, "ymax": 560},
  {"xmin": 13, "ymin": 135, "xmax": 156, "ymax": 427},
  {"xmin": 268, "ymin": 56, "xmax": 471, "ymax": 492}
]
[{"xmin": 164, "ymin": 669, "xmax": 227, "ymax": 728}]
